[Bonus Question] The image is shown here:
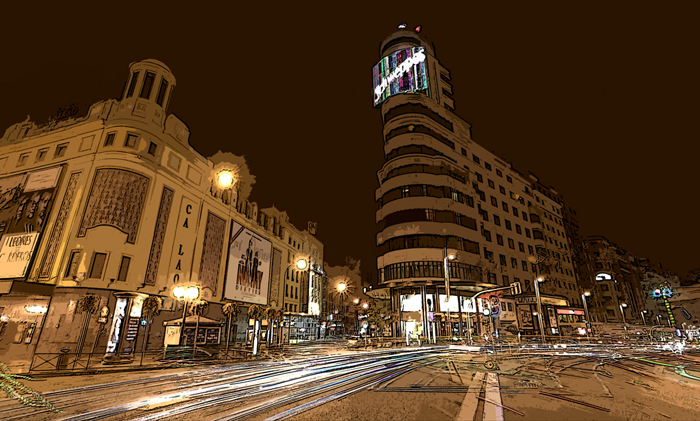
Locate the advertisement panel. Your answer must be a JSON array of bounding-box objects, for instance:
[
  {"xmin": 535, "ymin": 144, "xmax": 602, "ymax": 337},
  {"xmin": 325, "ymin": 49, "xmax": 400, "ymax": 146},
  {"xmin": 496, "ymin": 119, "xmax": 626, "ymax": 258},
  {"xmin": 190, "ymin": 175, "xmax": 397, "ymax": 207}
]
[
  {"xmin": 0, "ymin": 166, "xmax": 62, "ymax": 279},
  {"xmin": 223, "ymin": 221, "xmax": 272, "ymax": 304},
  {"xmin": 372, "ymin": 46, "xmax": 428, "ymax": 106}
]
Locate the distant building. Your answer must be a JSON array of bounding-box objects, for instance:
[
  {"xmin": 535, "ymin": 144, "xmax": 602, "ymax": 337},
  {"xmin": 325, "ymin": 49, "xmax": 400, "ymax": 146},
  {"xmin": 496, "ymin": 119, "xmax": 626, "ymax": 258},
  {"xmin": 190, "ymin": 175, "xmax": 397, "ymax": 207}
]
[{"xmin": 0, "ymin": 59, "xmax": 324, "ymax": 371}]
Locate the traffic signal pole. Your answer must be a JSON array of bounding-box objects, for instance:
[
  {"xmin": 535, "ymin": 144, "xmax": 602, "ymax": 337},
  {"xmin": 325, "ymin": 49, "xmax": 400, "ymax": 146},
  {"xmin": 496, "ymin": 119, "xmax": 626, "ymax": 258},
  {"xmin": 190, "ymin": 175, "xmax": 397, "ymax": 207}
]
[{"xmin": 467, "ymin": 282, "xmax": 522, "ymax": 345}]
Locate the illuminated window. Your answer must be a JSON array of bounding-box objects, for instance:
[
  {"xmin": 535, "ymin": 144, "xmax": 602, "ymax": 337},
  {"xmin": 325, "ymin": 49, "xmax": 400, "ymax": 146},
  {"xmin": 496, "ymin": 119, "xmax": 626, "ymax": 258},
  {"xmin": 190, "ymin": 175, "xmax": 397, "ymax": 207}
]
[
  {"xmin": 117, "ymin": 256, "xmax": 131, "ymax": 281},
  {"xmin": 125, "ymin": 71, "xmax": 140, "ymax": 98},
  {"xmin": 140, "ymin": 71, "xmax": 156, "ymax": 99},
  {"xmin": 89, "ymin": 252, "xmax": 108, "ymax": 279}
]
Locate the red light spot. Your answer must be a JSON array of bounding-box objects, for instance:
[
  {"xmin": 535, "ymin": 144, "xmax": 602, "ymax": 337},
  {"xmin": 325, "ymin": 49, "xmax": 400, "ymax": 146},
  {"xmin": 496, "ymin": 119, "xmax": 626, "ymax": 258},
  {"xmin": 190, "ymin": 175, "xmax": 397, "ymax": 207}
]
[{"xmin": 415, "ymin": 25, "xmax": 422, "ymax": 33}]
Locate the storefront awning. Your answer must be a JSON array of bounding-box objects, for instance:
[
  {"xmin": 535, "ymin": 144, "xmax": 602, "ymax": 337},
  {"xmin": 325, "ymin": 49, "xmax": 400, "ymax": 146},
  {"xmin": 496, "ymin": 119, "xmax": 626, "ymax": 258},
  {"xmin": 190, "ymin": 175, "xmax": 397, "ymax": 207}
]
[{"xmin": 163, "ymin": 316, "xmax": 224, "ymax": 326}]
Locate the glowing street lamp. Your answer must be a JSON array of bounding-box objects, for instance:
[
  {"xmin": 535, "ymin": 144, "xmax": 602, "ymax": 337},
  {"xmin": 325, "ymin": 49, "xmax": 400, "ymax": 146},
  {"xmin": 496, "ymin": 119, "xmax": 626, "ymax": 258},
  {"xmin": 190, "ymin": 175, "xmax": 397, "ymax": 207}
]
[
  {"xmin": 581, "ymin": 291, "xmax": 592, "ymax": 340},
  {"xmin": 295, "ymin": 258, "xmax": 308, "ymax": 271},
  {"xmin": 619, "ymin": 303, "xmax": 628, "ymax": 339},
  {"xmin": 353, "ymin": 298, "xmax": 360, "ymax": 305},
  {"xmin": 534, "ymin": 277, "xmax": 547, "ymax": 343},
  {"xmin": 216, "ymin": 170, "xmax": 234, "ymax": 188},
  {"xmin": 337, "ymin": 282, "xmax": 347, "ymax": 293},
  {"xmin": 362, "ymin": 303, "xmax": 369, "ymax": 309}
]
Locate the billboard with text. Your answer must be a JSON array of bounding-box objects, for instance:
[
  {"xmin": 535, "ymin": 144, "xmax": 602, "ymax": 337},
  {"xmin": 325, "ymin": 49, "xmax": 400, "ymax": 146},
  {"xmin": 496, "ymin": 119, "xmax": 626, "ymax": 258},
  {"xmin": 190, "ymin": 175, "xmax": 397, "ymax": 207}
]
[{"xmin": 223, "ymin": 221, "xmax": 272, "ymax": 305}]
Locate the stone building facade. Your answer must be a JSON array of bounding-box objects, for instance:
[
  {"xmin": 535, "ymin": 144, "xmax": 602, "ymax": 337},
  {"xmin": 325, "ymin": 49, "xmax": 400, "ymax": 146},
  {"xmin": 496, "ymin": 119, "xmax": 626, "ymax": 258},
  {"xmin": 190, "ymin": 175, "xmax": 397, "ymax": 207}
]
[{"xmin": 0, "ymin": 59, "xmax": 324, "ymax": 371}]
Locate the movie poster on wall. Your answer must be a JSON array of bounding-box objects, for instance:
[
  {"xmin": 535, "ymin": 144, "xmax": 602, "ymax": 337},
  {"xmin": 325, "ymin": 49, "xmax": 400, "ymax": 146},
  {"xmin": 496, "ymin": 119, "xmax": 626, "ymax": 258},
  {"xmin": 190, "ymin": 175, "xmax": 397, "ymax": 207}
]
[
  {"xmin": 0, "ymin": 166, "xmax": 62, "ymax": 279},
  {"xmin": 223, "ymin": 221, "xmax": 272, "ymax": 305}
]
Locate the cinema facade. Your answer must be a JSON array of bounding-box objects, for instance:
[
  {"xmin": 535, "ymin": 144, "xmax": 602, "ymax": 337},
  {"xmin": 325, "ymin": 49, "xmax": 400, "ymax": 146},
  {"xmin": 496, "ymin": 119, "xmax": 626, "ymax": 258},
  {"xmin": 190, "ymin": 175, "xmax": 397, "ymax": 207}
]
[{"xmin": 0, "ymin": 59, "xmax": 325, "ymax": 372}]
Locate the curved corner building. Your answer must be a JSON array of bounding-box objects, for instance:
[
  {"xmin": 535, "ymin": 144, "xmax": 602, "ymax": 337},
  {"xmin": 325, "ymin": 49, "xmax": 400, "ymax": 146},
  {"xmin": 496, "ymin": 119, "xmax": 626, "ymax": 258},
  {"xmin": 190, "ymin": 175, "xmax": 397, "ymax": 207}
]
[{"xmin": 374, "ymin": 28, "xmax": 544, "ymax": 340}]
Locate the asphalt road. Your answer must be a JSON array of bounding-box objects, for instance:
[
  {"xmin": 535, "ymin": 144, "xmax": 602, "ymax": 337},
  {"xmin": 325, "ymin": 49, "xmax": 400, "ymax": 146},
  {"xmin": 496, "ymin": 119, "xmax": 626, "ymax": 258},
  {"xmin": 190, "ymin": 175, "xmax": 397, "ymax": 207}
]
[{"xmin": 1, "ymin": 341, "xmax": 699, "ymax": 421}]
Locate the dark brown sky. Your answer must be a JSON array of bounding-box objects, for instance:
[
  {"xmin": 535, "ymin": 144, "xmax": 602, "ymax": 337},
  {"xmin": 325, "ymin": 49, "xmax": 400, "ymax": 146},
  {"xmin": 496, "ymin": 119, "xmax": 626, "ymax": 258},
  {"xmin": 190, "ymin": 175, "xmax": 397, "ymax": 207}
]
[{"xmin": 1, "ymin": 3, "xmax": 697, "ymax": 278}]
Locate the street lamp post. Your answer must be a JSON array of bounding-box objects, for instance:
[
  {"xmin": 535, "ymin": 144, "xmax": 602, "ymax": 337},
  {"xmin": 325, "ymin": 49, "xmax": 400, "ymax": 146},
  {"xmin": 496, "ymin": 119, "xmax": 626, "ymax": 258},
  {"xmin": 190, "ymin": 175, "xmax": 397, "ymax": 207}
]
[
  {"xmin": 444, "ymin": 250, "xmax": 456, "ymax": 339},
  {"xmin": 581, "ymin": 291, "xmax": 591, "ymax": 342},
  {"xmin": 534, "ymin": 277, "xmax": 547, "ymax": 343},
  {"xmin": 619, "ymin": 303, "xmax": 628, "ymax": 339}
]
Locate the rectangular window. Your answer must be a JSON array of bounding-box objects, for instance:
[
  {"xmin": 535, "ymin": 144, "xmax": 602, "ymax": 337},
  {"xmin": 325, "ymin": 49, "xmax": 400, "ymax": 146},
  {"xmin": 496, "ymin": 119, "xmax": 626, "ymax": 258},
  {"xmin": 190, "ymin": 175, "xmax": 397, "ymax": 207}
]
[
  {"xmin": 148, "ymin": 141, "xmax": 158, "ymax": 156},
  {"xmin": 500, "ymin": 255, "xmax": 507, "ymax": 266},
  {"xmin": 528, "ymin": 245, "xmax": 534, "ymax": 255},
  {"xmin": 499, "ymin": 186, "xmax": 505, "ymax": 194},
  {"xmin": 17, "ymin": 153, "xmax": 29, "ymax": 167},
  {"xmin": 508, "ymin": 238, "xmax": 515, "ymax": 249},
  {"xmin": 461, "ymin": 147, "xmax": 467, "ymax": 156},
  {"xmin": 126, "ymin": 71, "xmax": 140, "ymax": 98},
  {"xmin": 140, "ymin": 71, "xmax": 156, "ymax": 99},
  {"xmin": 505, "ymin": 220, "xmax": 512, "ymax": 230},
  {"xmin": 521, "ymin": 260, "xmax": 528, "ymax": 271},
  {"xmin": 125, "ymin": 134, "xmax": 138, "ymax": 148},
  {"xmin": 518, "ymin": 242, "xmax": 525, "ymax": 252},
  {"xmin": 496, "ymin": 169, "xmax": 503, "ymax": 177},
  {"xmin": 117, "ymin": 256, "xmax": 131, "ymax": 281},
  {"xmin": 476, "ymin": 172, "xmax": 483, "ymax": 182},
  {"xmin": 155, "ymin": 78, "xmax": 169, "ymax": 106},
  {"xmin": 473, "ymin": 155, "xmax": 481, "ymax": 164},
  {"xmin": 511, "ymin": 257, "xmax": 517, "ymax": 268},
  {"xmin": 493, "ymin": 215, "xmax": 501, "ymax": 226},
  {"xmin": 54, "ymin": 143, "xmax": 68, "ymax": 157},
  {"xmin": 484, "ymin": 230, "xmax": 492, "ymax": 242},
  {"xmin": 104, "ymin": 132, "xmax": 116, "ymax": 147},
  {"xmin": 496, "ymin": 234, "xmax": 503, "ymax": 246},
  {"xmin": 65, "ymin": 250, "xmax": 81, "ymax": 278},
  {"xmin": 502, "ymin": 202, "xmax": 509, "ymax": 212},
  {"xmin": 516, "ymin": 224, "xmax": 522, "ymax": 234},
  {"xmin": 35, "ymin": 148, "xmax": 48, "ymax": 163},
  {"xmin": 506, "ymin": 175, "xmax": 513, "ymax": 183},
  {"xmin": 488, "ymin": 179, "xmax": 495, "ymax": 188},
  {"xmin": 512, "ymin": 207, "xmax": 519, "ymax": 217},
  {"xmin": 485, "ymin": 162, "xmax": 492, "ymax": 170},
  {"xmin": 490, "ymin": 196, "xmax": 497, "ymax": 206},
  {"xmin": 522, "ymin": 213, "xmax": 528, "ymax": 222},
  {"xmin": 89, "ymin": 252, "xmax": 108, "ymax": 279}
]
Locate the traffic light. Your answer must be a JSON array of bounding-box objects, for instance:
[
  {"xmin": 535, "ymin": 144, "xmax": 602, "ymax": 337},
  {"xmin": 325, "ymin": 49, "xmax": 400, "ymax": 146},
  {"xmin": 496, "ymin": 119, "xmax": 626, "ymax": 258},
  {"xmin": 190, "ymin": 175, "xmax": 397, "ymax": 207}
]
[{"xmin": 510, "ymin": 281, "xmax": 522, "ymax": 295}]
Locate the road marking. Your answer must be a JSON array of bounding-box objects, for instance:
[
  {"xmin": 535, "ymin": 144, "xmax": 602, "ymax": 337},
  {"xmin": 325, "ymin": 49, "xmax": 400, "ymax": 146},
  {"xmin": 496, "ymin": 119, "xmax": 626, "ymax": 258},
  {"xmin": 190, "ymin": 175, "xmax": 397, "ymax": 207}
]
[
  {"xmin": 483, "ymin": 373, "xmax": 504, "ymax": 421},
  {"xmin": 454, "ymin": 372, "xmax": 485, "ymax": 421}
]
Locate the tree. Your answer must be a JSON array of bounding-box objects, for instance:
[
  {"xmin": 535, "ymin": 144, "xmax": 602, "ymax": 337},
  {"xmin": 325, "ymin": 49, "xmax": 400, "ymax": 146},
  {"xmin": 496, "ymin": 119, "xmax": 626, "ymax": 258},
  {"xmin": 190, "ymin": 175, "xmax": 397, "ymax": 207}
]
[
  {"xmin": 223, "ymin": 302, "xmax": 240, "ymax": 354},
  {"xmin": 189, "ymin": 300, "xmax": 208, "ymax": 355}
]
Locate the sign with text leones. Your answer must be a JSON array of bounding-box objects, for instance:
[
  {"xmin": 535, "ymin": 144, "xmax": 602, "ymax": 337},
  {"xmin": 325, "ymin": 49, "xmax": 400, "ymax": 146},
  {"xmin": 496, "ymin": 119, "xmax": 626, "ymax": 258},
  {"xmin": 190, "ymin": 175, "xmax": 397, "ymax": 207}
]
[
  {"xmin": 0, "ymin": 233, "xmax": 40, "ymax": 278},
  {"xmin": 170, "ymin": 196, "xmax": 198, "ymax": 285}
]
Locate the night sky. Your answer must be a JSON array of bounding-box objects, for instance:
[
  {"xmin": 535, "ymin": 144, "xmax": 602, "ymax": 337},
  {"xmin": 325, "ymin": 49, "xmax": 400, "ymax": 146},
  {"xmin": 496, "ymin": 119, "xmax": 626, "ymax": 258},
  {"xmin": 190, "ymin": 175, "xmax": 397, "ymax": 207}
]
[{"xmin": 1, "ymin": 4, "xmax": 697, "ymax": 279}]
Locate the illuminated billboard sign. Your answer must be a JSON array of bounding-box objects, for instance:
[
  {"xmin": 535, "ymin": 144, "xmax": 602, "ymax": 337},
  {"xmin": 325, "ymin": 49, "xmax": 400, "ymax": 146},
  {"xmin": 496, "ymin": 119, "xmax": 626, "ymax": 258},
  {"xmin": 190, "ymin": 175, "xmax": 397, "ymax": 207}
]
[
  {"xmin": 595, "ymin": 272, "xmax": 613, "ymax": 281},
  {"xmin": 373, "ymin": 46, "xmax": 428, "ymax": 106},
  {"xmin": 0, "ymin": 166, "xmax": 62, "ymax": 279},
  {"xmin": 224, "ymin": 221, "xmax": 272, "ymax": 305}
]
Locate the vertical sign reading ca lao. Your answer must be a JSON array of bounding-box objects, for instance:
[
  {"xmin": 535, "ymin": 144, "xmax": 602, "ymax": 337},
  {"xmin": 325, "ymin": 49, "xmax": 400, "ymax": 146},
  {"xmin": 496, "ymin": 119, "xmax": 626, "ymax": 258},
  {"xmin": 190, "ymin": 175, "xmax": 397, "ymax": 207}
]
[{"xmin": 170, "ymin": 197, "xmax": 198, "ymax": 285}]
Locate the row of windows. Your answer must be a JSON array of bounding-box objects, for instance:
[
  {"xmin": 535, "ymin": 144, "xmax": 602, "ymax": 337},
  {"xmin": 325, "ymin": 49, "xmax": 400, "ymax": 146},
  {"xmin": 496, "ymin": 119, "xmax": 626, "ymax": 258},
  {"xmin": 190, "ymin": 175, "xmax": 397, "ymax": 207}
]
[
  {"xmin": 382, "ymin": 163, "xmax": 466, "ymax": 184},
  {"xmin": 469, "ymin": 154, "xmax": 515, "ymax": 184},
  {"xmin": 284, "ymin": 303, "xmax": 298, "ymax": 312},
  {"xmin": 378, "ymin": 234, "xmax": 480, "ymax": 255},
  {"xmin": 285, "ymin": 284, "xmax": 299, "ymax": 299},
  {"xmin": 385, "ymin": 124, "xmax": 456, "ymax": 150},
  {"xmin": 382, "ymin": 102, "xmax": 454, "ymax": 132},
  {"xmin": 378, "ymin": 184, "xmax": 474, "ymax": 208},
  {"xmin": 124, "ymin": 70, "xmax": 170, "ymax": 107},
  {"xmin": 104, "ymin": 132, "xmax": 159, "ymax": 156},
  {"xmin": 379, "ymin": 208, "xmax": 477, "ymax": 231},
  {"xmin": 385, "ymin": 144, "xmax": 455, "ymax": 164},
  {"xmin": 65, "ymin": 250, "xmax": 130, "ymax": 281},
  {"xmin": 15, "ymin": 142, "xmax": 69, "ymax": 168},
  {"xmin": 379, "ymin": 260, "xmax": 482, "ymax": 283}
]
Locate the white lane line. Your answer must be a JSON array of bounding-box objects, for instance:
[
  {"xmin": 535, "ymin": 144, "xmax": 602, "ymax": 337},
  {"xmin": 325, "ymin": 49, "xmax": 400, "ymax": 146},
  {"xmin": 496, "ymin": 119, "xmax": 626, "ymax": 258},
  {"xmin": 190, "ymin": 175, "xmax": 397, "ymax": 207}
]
[
  {"xmin": 483, "ymin": 372, "xmax": 504, "ymax": 421},
  {"xmin": 454, "ymin": 372, "xmax": 485, "ymax": 421}
]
